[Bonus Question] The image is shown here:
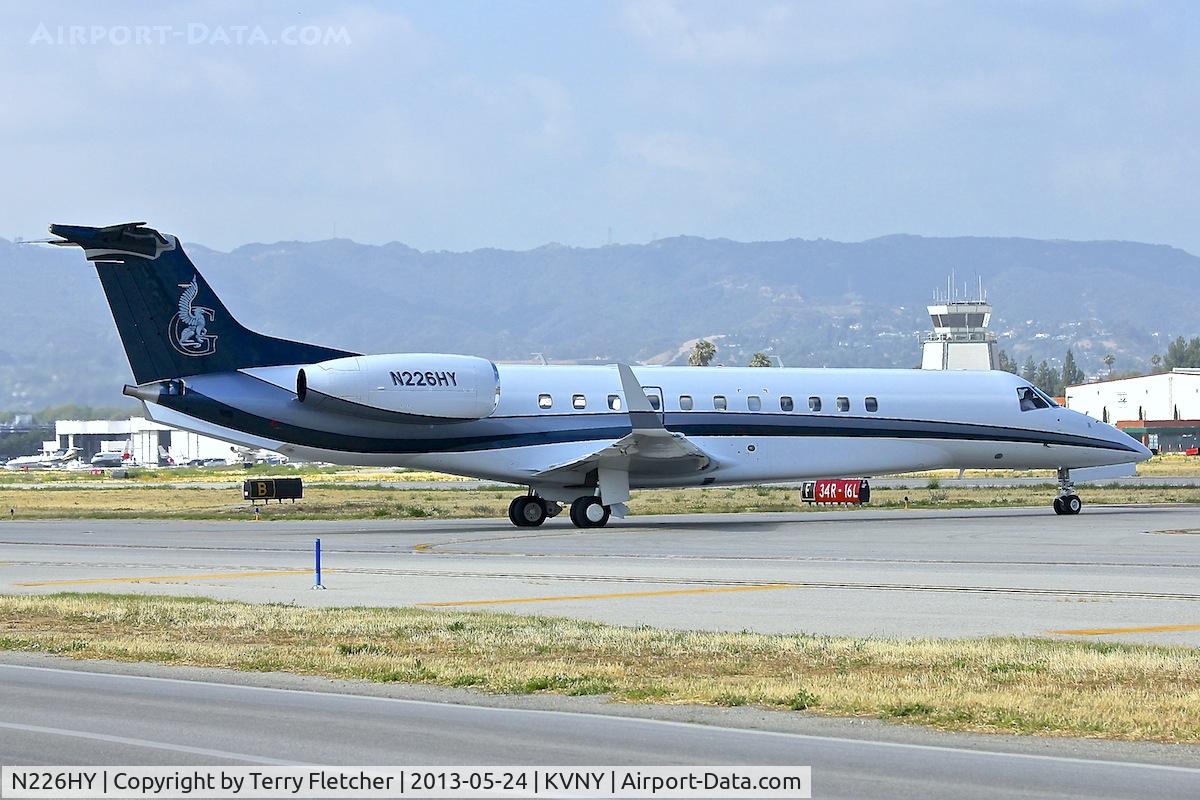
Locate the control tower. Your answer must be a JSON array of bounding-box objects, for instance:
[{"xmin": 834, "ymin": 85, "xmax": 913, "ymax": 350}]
[{"xmin": 920, "ymin": 277, "xmax": 999, "ymax": 370}]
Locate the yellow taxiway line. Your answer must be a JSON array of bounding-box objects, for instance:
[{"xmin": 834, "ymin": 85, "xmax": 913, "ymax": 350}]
[
  {"xmin": 14, "ymin": 569, "xmax": 319, "ymax": 587},
  {"xmin": 1050, "ymin": 623, "xmax": 1200, "ymax": 636},
  {"xmin": 418, "ymin": 583, "xmax": 799, "ymax": 607}
]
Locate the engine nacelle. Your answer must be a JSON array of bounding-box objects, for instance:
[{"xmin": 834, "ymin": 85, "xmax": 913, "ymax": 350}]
[{"xmin": 297, "ymin": 354, "xmax": 499, "ymax": 422}]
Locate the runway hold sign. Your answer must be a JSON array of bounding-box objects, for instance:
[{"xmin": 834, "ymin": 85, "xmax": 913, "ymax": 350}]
[{"xmin": 800, "ymin": 478, "xmax": 870, "ymax": 504}]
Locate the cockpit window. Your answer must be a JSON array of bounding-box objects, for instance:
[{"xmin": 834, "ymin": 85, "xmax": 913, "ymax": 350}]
[{"xmin": 1017, "ymin": 386, "xmax": 1054, "ymax": 411}]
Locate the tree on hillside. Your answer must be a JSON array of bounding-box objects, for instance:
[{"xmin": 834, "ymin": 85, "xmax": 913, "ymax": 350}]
[
  {"xmin": 0, "ymin": 430, "xmax": 47, "ymax": 460},
  {"xmin": 31, "ymin": 404, "xmax": 135, "ymax": 424},
  {"xmin": 1062, "ymin": 349, "xmax": 1084, "ymax": 387},
  {"xmin": 688, "ymin": 339, "xmax": 716, "ymax": 367},
  {"xmin": 1164, "ymin": 335, "xmax": 1200, "ymax": 370},
  {"xmin": 748, "ymin": 352, "xmax": 772, "ymax": 367},
  {"xmin": 997, "ymin": 349, "xmax": 1019, "ymax": 374},
  {"xmin": 1035, "ymin": 361, "xmax": 1064, "ymax": 396},
  {"xmin": 1151, "ymin": 353, "xmax": 1163, "ymax": 372},
  {"xmin": 1021, "ymin": 356, "xmax": 1037, "ymax": 382},
  {"xmin": 1103, "ymin": 353, "xmax": 1116, "ymax": 374}
]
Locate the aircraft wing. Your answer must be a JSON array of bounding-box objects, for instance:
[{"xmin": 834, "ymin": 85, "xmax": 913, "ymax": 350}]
[{"xmin": 529, "ymin": 364, "xmax": 715, "ymax": 485}]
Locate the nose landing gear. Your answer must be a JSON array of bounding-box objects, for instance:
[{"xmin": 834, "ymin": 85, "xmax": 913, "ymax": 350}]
[{"xmin": 1053, "ymin": 468, "xmax": 1082, "ymax": 515}]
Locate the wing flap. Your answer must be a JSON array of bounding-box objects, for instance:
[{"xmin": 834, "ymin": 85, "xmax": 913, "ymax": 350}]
[{"xmin": 530, "ymin": 364, "xmax": 715, "ymax": 484}]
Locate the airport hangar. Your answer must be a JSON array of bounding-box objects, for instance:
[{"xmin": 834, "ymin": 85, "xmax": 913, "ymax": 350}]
[
  {"xmin": 1066, "ymin": 368, "xmax": 1200, "ymax": 452},
  {"xmin": 51, "ymin": 417, "xmax": 237, "ymax": 465}
]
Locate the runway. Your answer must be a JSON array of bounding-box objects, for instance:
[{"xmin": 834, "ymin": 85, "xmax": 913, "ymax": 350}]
[
  {"xmin": 2, "ymin": 505, "xmax": 1200, "ymax": 644},
  {"xmin": 0, "ymin": 659, "xmax": 1196, "ymax": 799}
]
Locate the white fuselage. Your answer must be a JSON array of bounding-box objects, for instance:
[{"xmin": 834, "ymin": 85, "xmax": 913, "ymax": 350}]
[{"xmin": 146, "ymin": 363, "xmax": 1149, "ymax": 491}]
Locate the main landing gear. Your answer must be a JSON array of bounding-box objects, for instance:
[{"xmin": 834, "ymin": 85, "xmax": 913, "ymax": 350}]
[
  {"xmin": 506, "ymin": 493, "xmax": 612, "ymax": 528},
  {"xmin": 508, "ymin": 494, "xmax": 559, "ymax": 527},
  {"xmin": 1053, "ymin": 467, "xmax": 1082, "ymax": 515},
  {"xmin": 569, "ymin": 496, "xmax": 611, "ymax": 529}
]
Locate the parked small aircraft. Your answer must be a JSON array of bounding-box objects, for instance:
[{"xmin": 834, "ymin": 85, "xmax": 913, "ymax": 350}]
[{"xmin": 4, "ymin": 447, "xmax": 78, "ymax": 471}]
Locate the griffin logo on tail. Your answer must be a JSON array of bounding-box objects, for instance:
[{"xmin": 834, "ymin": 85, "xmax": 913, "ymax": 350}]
[{"xmin": 170, "ymin": 275, "xmax": 218, "ymax": 356}]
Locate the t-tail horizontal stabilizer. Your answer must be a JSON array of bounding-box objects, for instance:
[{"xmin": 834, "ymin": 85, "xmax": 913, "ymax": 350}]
[{"xmin": 48, "ymin": 221, "xmax": 355, "ymax": 385}]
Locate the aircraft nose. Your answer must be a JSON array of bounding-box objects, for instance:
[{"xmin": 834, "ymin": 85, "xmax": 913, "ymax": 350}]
[{"xmin": 1109, "ymin": 423, "xmax": 1152, "ymax": 462}]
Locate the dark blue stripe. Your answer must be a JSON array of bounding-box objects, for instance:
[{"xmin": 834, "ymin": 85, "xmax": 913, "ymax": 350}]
[{"xmin": 162, "ymin": 389, "xmax": 1140, "ymax": 456}]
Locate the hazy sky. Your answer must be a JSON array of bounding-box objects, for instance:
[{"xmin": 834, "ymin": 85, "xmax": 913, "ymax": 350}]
[{"xmin": 3, "ymin": 1, "xmax": 1198, "ymax": 253}]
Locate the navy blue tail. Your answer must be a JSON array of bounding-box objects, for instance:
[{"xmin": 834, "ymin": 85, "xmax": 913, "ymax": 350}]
[{"xmin": 49, "ymin": 222, "xmax": 354, "ymax": 385}]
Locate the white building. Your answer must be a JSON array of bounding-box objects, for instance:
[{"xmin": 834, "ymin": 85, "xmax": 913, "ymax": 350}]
[
  {"xmin": 54, "ymin": 417, "xmax": 243, "ymax": 465},
  {"xmin": 1065, "ymin": 369, "xmax": 1200, "ymax": 452}
]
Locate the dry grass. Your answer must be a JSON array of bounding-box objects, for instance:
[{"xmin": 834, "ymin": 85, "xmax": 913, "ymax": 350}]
[
  {"xmin": 0, "ymin": 483, "xmax": 1197, "ymax": 521},
  {"xmin": 0, "ymin": 466, "xmax": 472, "ymax": 486},
  {"xmin": 0, "ymin": 593, "xmax": 1197, "ymax": 742},
  {"xmin": 900, "ymin": 452, "xmax": 1200, "ymax": 479},
  {"xmin": 2, "ymin": 453, "xmax": 1196, "ymax": 491}
]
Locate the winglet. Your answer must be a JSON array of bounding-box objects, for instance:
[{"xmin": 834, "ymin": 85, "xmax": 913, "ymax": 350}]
[{"xmin": 614, "ymin": 363, "xmax": 663, "ymax": 430}]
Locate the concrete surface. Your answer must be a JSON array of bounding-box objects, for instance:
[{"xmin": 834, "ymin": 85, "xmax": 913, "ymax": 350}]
[{"xmin": 2, "ymin": 505, "xmax": 1199, "ymax": 644}]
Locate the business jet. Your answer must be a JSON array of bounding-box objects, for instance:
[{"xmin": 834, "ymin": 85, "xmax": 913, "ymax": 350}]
[
  {"xmin": 4, "ymin": 447, "xmax": 78, "ymax": 471},
  {"xmin": 47, "ymin": 222, "xmax": 1150, "ymax": 527}
]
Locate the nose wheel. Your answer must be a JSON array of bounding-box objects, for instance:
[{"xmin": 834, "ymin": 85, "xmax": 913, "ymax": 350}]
[{"xmin": 1053, "ymin": 468, "xmax": 1082, "ymax": 515}]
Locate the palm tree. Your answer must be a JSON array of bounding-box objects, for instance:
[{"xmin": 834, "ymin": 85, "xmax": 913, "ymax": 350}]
[
  {"xmin": 688, "ymin": 339, "xmax": 716, "ymax": 367},
  {"xmin": 748, "ymin": 352, "xmax": 772, "ymax": 367},
  {"xmin": 1103, "ymin": 353, "xmax": 1116, "ymax": 375}
]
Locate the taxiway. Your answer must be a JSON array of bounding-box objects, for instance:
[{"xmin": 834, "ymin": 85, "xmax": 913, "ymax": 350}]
[{"xmin": 2, "ymin": 505, "xmax": 1199, "ymax": 644}]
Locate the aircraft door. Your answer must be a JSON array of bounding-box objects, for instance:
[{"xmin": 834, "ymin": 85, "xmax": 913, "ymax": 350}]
[{"xmin": 641, "ymin": 386, "xmax": 665, "ymax": 423}]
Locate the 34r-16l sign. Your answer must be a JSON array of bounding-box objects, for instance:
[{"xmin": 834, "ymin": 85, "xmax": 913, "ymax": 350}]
[{"xmin": 800, "ymin": 479, "xmax": 870, "ymax": 505}]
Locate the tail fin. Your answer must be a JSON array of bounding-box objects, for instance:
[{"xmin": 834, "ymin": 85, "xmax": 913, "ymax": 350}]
[{"xmin": 49, "ymin": 222, "xmax": 355, "ymax": 384}]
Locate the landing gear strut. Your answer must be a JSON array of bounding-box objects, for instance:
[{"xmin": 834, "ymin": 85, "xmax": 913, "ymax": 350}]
[
  {"xmin": 1053, "ymin": 468, "xmax": 1082, "ymax": 515},
  {"xmin": 569, "ymin": 496, "xmax": 611, "ymax": 528}
]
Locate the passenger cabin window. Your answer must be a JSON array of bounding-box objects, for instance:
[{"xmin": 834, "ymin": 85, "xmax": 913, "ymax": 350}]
[
  {"xmin": 780, "ymin": 395, "xmax": 794, "ymax": 412},
  {"xmin": 836, "ymin": 396, "xmax": 850, "ymax": 412},
  {"xmin": 572, "ymin": 394, "xmax": 587, "ymax": 410},
  {"xmin": 538, "ymin": 394, "xmax": 553, "ymax": 409},
  {"xmin": 747, "ymin": 395, "xmax": 762, "ymax": 411},
  {"xmin": 808, "ymin": 396, "xmax": 822, "ymax": 412},
  {"xmin": 1018, "ymin": 387, "xmax": 1051, "ymax": 411},
  {"xmin": 679, "ymin": 395, "xmax": 694, "ymax": 410},
  {"xmin": 607, "ymin": 394, "xmax": 621, "ymax": 411},
  {"xmin": 647, "ymin": 394, "xmax": 661, "ymax": 411},
  {"xmin": 713, "ymin": 395, "xmax": 728, "ymax": 411},
  {"xmin": 865, "ymin": 396, "xmax": 878, "ymax": 412}
]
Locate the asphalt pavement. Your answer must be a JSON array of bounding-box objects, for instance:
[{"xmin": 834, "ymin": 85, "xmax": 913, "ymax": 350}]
[{"xmin": 1, "ymin": 658, "xmax": 1196, "ymax": 800}]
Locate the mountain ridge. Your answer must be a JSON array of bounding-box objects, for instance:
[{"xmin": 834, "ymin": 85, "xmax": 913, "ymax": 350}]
[{"xmin": 0, "ymin": 232, "xmax": 1193, "ymax": 408}]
